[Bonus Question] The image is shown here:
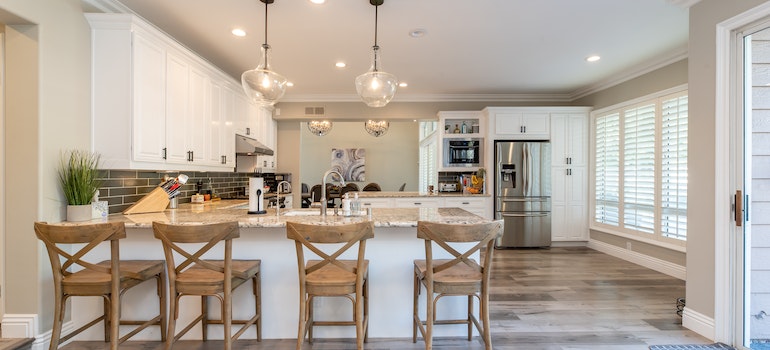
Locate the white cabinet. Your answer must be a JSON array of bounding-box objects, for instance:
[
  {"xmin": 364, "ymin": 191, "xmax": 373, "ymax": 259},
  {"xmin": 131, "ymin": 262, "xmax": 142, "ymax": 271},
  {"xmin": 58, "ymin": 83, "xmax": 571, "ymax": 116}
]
[
  {"xmin": 88, "ymin": 13, "xmax": 239, "ymax": 171},
  {"xmin": 359, "ymin": 198, "xmax": 393, "ymax": 208},
  {"xmin": 395, "ymin": 197, "xmax": 441, "ymax": 208},
  {"xmin": 486, "ymin": 108, "xmax": 550, "ymax": 139},
  {"xmin": 437, "ymin": 111, "xmax": 485, "ymax": 172},
  {"xmin": 550, "ymin": 113, "xmax": 589, "ymax": 241},
  {"xmin": 443, "ymin": 197, "xmax": 489, "ymax": 218}
]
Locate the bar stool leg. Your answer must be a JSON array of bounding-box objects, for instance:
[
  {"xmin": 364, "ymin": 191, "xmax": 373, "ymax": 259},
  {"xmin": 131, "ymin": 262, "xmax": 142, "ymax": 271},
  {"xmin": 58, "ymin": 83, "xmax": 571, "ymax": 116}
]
[
  {"xmin": 254, "ymin": 274, "xmax": 262, "ymax": 341},
  {"xmin": 49, "ymin": 292, "xmax": 65, "ymax": 350}
]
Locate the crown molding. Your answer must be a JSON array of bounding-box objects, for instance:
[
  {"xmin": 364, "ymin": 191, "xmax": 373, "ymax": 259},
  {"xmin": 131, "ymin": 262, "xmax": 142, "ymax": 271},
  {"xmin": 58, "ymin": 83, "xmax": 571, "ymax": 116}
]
[
  {"xmin": 666, "ymin": 0, "xmax": 701, "ymax": 8},
  {"xmin": 280, "ymin": 93, "xmax": 574, "ymax": 104}
]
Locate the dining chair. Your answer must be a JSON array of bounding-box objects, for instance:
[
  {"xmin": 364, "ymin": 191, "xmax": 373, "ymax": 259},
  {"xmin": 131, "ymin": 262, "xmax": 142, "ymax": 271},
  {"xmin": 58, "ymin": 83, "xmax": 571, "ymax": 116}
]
[
  {"xmin": 34, "ymin": 221, "xmax": 166, "ymax": 350},
  {"xmin": 339, "ymin": 183, "xmax": 360, "ymax": 198},
  {"xmin": 399, "ymin": 183, "xmax": 407, "ymax": 191},
  {"xmin": 152, "ymin": 221, "xmax": 261, "ymax": 350},
  {"xmin": 412, "ymin": 220, "xmax": 503, "ymax": 350},
  {"xmin": 309, "ymin": 184, "xmax": 323, "ymax": 208},
  {"xmin": 286, "ymin": 221, "xmax": 375, "ymax": 350},
  {"xmin": 362, "ymin": 183, "xmax": 381, "ymax": 191}
]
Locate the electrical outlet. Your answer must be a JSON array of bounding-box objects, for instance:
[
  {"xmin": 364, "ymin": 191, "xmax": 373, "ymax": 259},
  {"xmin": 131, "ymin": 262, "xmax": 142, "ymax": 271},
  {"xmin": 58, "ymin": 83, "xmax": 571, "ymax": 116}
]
[{"xmin": 626, "ymin": 242, "xmax": 632, "ymax": 250}]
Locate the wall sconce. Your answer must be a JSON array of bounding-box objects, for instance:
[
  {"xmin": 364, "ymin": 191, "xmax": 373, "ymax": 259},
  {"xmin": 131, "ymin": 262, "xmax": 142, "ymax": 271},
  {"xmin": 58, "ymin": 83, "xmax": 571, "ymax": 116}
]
[
  {"xmin": 307, "ymin": 120, "xmax": 333, "ymax": 136},
  {"xmin": 364, "ymin": 120, "xmax": 389, "ymax": 137}
]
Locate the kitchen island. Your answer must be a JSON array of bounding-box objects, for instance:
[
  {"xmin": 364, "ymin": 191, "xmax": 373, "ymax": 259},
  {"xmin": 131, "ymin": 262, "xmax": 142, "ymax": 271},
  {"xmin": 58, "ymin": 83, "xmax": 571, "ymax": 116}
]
[{"xmin": 65, "ymin": 202, "xmax": 492, "ymax": 341}]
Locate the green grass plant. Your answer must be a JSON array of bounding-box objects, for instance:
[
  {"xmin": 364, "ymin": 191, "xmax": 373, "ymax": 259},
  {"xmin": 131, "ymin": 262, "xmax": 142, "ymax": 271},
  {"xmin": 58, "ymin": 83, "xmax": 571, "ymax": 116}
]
[{"xmin": 58, "ymin": 150, "xmax": 101, "ymax": 205}]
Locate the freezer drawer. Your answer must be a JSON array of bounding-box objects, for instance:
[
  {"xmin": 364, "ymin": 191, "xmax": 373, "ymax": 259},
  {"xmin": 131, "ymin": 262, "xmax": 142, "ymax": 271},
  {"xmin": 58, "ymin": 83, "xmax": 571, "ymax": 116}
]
[
  {"xmin": 496, "ymin": 197, "xmax": 550, "ymax": 212},
  {"xmin": 495, "ymin": 211, "xmax": 551, "ymax": 248}
]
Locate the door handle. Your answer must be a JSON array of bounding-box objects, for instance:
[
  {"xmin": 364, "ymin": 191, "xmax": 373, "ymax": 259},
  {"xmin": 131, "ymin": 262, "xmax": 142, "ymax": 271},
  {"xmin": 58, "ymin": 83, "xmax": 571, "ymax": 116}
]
[
  {"xmin": 735, "ymin": 190, "xmax": 743, "ymax": 226},
  {"xmin": 501, "ymin": 213, "xmax": 549, "ymax": 217}
]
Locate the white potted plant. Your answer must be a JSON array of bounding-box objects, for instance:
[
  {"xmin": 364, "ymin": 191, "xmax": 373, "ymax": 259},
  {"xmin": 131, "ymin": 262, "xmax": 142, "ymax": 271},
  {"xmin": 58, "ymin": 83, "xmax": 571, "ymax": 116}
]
[{"xmin": 58, "ymin": 150, "xmax": 101, "ymax": 221}]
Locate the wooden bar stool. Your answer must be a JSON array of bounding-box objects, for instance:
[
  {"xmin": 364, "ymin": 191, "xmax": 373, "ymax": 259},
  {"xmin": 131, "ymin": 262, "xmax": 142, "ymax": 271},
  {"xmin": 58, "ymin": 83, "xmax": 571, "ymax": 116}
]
[
  {"xmin": 34, "ymin": 221, "xmax": 166, "ymax": 350},
  {"xmin": 152, "ymin": 221, "xmax": 261, "ymax": 350},
  {"xmin": 412, "ymin": 220, "xmax": 503, "ymax": 350},
  {"xmin": 286, "ymin": 221, "xmax": 374, "ymax": 350}
]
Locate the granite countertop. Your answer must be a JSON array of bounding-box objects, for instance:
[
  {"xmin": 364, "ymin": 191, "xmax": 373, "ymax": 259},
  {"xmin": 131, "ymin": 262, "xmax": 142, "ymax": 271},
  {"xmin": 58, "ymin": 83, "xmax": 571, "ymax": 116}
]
[
  {"xmin": 66, "ymin": 200, "xmax": 489, "ymax": 229},
  {"xmin": 355, "ymin": 191, "xmax": 490, "ymax": 198}
]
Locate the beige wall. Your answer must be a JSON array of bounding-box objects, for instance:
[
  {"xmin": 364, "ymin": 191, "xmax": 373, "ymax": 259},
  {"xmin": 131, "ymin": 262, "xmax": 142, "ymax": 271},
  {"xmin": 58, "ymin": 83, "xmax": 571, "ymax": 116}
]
[
  {"xmin": 687, "ymin": 0, "xmax": 769, "ymax": 323},
  {"xmin": 297, "ymin": 121, "xmax": 419, "ymax": 193},
  {"xmin": 0, "ymin": 0, "xmax": 92, "ymax": 335}
]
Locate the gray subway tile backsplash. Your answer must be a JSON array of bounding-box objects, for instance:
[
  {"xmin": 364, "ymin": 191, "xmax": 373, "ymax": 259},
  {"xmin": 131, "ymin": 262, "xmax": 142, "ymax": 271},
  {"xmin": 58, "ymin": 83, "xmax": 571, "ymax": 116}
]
[{"xmin": 97, "ymin": 170, "xmax": 252, "ymax": 214}]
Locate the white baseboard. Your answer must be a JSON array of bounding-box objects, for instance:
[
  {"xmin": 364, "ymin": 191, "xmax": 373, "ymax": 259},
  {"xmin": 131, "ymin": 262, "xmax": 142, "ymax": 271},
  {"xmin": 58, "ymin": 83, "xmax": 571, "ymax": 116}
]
[
  {"xmin": 682, "ymin": 306, "xmax": 716, "ymax": 341},
  {"xmin": 587, "ymin": 239, "xmax": 686, "ymax": 280},
  {"xmin": 2, "ymin": 314, "xmax": 75, "ymax": 350}
]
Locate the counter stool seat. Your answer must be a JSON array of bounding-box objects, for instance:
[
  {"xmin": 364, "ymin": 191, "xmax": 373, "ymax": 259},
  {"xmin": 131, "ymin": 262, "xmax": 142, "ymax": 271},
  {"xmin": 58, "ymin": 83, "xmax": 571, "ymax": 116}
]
[{"xmin": 34, "ymin": 221, "xmax": 166, "ymax": 350}]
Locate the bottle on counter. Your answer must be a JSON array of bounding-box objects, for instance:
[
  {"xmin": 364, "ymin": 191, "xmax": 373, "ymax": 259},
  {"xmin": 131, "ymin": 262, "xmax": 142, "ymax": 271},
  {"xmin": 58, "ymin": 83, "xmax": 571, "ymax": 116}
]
[
  {"xmin": 341, "ymin": 193, "xmax": 351, "ymax": 216},
  {"xmin": 351, "ymin": 192, "xmax": 361, "ymax": 213},
  {"xmin": 461, "ymin": 121, "xmax": 468, "ymax": 133},
  {"xmin": 453, "ymin": 124, "xmax": 460, "ymax": 133}
]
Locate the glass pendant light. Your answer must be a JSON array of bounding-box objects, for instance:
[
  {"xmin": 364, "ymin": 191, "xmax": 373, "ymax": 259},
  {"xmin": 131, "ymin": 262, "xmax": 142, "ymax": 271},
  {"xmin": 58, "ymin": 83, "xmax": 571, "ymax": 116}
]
[
  {"xmin": 355, "ymin": 0, "xmax": 398, "ymax": 108},
  {"xmin": 242, "ymin": 0, "xmax": 287, "ymax": 106}
]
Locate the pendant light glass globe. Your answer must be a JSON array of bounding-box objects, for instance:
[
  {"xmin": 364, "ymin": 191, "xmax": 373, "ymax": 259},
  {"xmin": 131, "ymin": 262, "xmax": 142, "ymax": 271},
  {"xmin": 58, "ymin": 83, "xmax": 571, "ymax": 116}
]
[
  {"xmin": 355, "ymin": 46, "xmax": 398, "ymax": 108},
  {"xmin": 241, "ymin": 0, "xmax": 286, "ymax": 106},
  {"xmin": 242, "ymin": 43, "xmax": 287, "ymax": 106},
  {"xmin": 355, "ymin": 0, "xmax": 397, "ymax": 108}
]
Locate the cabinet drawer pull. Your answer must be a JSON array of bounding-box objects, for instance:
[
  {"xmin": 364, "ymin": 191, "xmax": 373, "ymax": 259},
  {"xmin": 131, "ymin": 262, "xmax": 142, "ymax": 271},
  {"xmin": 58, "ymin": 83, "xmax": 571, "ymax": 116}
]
[
  {"xmin": 162, "ymin": 147, "xmax": 167, "ymax": 160},
  {"xmin": 246, "ymin": 127, "xmax": 251, "ymax": 135}
]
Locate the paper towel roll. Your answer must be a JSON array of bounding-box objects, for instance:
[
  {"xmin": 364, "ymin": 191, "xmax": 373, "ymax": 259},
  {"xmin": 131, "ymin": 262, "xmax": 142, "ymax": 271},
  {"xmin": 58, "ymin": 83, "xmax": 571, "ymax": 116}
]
[{"xmin": 248, "ymin": 177, "xmax": 266, "ymax": 214}]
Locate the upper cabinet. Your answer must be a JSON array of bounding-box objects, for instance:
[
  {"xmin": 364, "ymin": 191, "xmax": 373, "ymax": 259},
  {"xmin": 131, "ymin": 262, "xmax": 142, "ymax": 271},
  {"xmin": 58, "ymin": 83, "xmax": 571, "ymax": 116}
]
[
  {"xmin": 88, "ymin": 13, "xmax": 244, "ymax": 171},
  {"xmin": 484, "ymin": 107, "xmax": 550, "ymax": 139},
  {"xmin": 437, "ymin": 111, "xmax": 485, "ymax": 172}
]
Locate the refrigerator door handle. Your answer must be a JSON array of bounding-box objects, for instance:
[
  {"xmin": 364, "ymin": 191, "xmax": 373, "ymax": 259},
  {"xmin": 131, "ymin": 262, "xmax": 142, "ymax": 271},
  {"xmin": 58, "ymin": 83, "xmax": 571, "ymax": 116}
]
[{"xmin": 500, "ymin": 213, "xmax": 550, "ymax": 217}]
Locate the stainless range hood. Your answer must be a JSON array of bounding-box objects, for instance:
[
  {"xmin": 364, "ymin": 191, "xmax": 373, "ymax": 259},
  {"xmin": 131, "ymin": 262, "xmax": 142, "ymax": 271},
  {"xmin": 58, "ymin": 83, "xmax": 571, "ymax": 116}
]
[{"xmin": 235, "ymin": 134, "xmax": 274, "ymax": 156}]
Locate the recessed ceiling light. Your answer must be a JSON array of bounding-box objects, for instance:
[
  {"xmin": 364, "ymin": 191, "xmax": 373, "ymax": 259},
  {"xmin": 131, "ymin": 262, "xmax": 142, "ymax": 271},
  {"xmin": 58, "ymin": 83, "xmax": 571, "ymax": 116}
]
[
  {"xmin": 409, "ymin": 28, "xmax": 427, "ymax": 38},
  {"xmin": 286, "ymin": 82, "xmax": 294, "ymax": 87},
  {"xmin": 231, "ymin": 28, "xmax": 246, "ymax": 37},
  {"xmin": 399, "ymin": 82, "xmax": 408, "ymax": 87},
  {"xmin": 309, "ymin": 0, "xmax": 325, "ymax": 4},
  {"xmin": 586, "ymin": 55, "xmax": 601, "ymax": 62},
  {"xmin": 335, "ymin": 62, "xmax": 347, "ymax": 68}
]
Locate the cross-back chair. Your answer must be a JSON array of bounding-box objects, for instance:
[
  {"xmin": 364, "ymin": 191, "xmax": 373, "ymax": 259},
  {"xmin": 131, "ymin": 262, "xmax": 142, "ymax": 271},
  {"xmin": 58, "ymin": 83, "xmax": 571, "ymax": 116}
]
[
  {"xmin": 286, "ymin": 221, "xmax": 375, "ymax": 350},
  {"xmin": 34, "ymin": 221, "xmax": 166, "ymax": 350},
  {"xmin": 152, "ymin": 221, "xmax": 261, "ymax": 350},
  {"xmin": 412, "ymin": 220, "xmax": 503, "ymax": 350}
]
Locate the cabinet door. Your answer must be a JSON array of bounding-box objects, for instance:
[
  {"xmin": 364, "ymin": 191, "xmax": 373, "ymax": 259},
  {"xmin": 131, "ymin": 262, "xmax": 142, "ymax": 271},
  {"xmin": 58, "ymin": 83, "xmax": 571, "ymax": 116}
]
[
  {"xmin": 551, "ymin": 115, "xmax": 569, "ymax": 167},
  {"xmin": 208, "ymin": 81, "xmax": 223, "ymax": 165},
  {"xmin": 395, "ymin": 197, "xmax": 441, "ymax": 208},
  {"xmin": 521, "ymin": 113, "xmax": 550, "ymax": 135},
  {"xmin": 165, "ymin": 51, "xmax": 190, "ymax": 164},
  {"xmin": 131, "ymin": 33, "xmax": 167, "ymax": 163},
  {"xmin": 494, "ymin": 112, "xmax": 524, "ymax": 135},
  {"xmin": 188, "ymin": 64, "xmax": 209, "ymax": 164},
  {"xmin": 360, "ymin": 198, "xmax": 393, "ymax": 208},
  {"xmin": 566, "ymin": 114, "xmax": 587, "ymax": 166}
]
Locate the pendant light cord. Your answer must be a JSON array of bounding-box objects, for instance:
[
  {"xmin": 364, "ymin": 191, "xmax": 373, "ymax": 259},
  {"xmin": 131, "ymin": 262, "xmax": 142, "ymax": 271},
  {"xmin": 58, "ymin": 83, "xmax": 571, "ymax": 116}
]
[
  {"xmin": 264, "ymin": 1, "xmax": 269, "ymax": 46},
  {"xmin": 262, "ymin": 0, "xmax": 269, "ymax": 67},
  {"xmin": 373, "ymin": 4, "xmax": 379, "ymax": 71}
]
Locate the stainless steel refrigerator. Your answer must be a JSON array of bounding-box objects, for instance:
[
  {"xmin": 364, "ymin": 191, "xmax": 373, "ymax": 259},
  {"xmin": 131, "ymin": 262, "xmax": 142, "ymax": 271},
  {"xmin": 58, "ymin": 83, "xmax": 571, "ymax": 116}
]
[{"xmin": 494, "ymin": 141, "xmax": 551, "ymax": 248}]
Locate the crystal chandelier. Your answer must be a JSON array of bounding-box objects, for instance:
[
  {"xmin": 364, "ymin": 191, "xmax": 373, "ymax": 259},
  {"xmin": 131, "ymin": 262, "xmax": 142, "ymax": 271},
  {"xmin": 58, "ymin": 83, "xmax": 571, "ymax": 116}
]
[
  {"xmin": 307, "ymin": 120, "xmax": 333, "ymax": 136},
  {"xmin": 354, "ymin": 0, "xmax": 398, "ymax": 108},
  {"xmin": 241, "ymin": 0, "xmax": 287, "ymax": 106},
  {"xmin": 364, "ymin": 120, "xmax": 389, "ymax": 137}
]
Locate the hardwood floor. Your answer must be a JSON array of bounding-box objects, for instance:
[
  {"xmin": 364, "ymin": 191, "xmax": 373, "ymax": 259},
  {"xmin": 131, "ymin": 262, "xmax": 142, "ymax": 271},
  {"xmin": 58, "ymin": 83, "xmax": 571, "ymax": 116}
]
[{"xmin": 62, "ymin": 247, "xmax": 710, "ymax": 350}]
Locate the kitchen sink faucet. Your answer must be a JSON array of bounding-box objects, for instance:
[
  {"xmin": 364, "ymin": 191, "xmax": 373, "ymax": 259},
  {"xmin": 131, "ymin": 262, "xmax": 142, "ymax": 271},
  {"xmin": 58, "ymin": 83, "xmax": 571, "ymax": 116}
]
[
  {"xmin": 276, "ymin": 181, "xmax": 291, "ymax": 217},
  {"xmin": 320, "ymin": 170, "xmax": 346, "ymax": 216}
]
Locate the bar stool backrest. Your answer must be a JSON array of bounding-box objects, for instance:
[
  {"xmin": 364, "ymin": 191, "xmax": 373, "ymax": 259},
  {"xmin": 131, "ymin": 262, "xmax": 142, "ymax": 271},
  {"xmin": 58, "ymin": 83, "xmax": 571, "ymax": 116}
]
[
  {"xmin": 286, "ymin": 221, "xmax": 374, "ymax": 276},
  {"xmin": 35, "ymin": 222, "xmax": 126, "ymax": 279},
  {"xmin": 152, "ymin": 221, "xmax": 241, "ymax": 279},
  {"xmin": 416, "ymin": 221, "xmax": 502, "ymax": 276}
]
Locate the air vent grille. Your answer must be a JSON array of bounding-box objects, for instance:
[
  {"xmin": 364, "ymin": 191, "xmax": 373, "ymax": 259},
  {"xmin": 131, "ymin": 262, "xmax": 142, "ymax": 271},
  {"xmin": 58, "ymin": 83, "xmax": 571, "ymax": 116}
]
[{"xmin": 304, "ymin": 107, "xmax": 325, "ymax": 115}]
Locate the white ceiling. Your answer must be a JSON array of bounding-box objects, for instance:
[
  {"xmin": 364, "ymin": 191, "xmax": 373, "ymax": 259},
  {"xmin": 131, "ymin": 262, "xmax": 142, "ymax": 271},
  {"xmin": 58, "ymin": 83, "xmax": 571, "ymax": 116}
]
[{"xmin": 82, "ymin": 0, "xmax": 690, "ymax": 103}]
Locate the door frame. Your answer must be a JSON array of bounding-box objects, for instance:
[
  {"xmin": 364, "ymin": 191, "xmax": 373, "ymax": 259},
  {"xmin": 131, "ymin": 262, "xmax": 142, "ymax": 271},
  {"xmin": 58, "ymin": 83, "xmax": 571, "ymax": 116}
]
[{"xmin": 715, "ymin": 2, "xmax": 770, "ymax": 346}]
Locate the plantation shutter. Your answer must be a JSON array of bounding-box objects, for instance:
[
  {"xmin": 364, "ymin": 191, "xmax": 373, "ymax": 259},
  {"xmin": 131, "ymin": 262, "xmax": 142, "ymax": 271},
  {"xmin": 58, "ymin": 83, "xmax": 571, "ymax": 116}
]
[
  {"xmin": 623, "ymin": 104, "xmax": 656, "ymax": 234},
  {"xmin": 660, "ymin": 94, "xmax": 688, "ymax": 240},
  {"xmin": 594, "ymin": 112, "xmax": 621, "ymax": 226}
]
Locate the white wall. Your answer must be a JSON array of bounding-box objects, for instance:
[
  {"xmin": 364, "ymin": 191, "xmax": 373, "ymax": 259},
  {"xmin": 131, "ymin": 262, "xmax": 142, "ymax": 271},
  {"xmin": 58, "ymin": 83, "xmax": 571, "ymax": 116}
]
[{"xmin": 0, "ymin": 0, "xmax": 92, "ymax": 337}]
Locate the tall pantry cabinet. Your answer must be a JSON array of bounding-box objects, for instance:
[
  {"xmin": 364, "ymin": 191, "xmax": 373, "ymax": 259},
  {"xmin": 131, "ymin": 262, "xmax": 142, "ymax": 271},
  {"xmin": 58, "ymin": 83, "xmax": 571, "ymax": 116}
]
[{"xmin": 550, "ymin": 113, "xmax": 589, "ymax": 242}]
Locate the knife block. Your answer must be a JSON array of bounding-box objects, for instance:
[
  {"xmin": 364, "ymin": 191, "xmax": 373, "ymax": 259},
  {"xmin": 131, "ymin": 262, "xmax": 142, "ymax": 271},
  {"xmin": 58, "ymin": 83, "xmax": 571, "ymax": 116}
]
[{"xmin": 123, "ymin": 187, "xmax": 170, "ymax": 214}]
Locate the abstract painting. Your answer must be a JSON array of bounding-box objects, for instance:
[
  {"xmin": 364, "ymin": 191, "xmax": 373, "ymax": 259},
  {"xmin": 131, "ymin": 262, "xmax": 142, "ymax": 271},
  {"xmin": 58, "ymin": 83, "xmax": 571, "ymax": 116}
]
[{"xmin": 331, "ymin": 148, "xmax": 365, "ymax": 181}]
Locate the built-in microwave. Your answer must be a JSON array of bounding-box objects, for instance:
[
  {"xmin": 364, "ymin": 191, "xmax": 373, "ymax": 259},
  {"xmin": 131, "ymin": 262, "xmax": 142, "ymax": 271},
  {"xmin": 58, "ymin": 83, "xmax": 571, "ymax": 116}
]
[{"xmin": 443, "ymin": 138, "xmax": 483, "ymax": 167}]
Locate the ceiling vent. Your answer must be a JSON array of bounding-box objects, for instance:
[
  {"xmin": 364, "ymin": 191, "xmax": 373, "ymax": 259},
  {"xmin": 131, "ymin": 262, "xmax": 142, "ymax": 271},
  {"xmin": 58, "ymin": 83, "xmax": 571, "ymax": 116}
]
[{"xmin": 304, "ymin": 107, "xmax": 325, "ymax": 115}]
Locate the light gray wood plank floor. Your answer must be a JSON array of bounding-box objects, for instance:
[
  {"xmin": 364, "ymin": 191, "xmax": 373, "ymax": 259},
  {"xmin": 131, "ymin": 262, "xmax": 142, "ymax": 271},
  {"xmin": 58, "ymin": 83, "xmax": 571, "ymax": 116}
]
[{"xmin": 61, "ymin": 247, "xmax": 711, "ymax": 350}]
